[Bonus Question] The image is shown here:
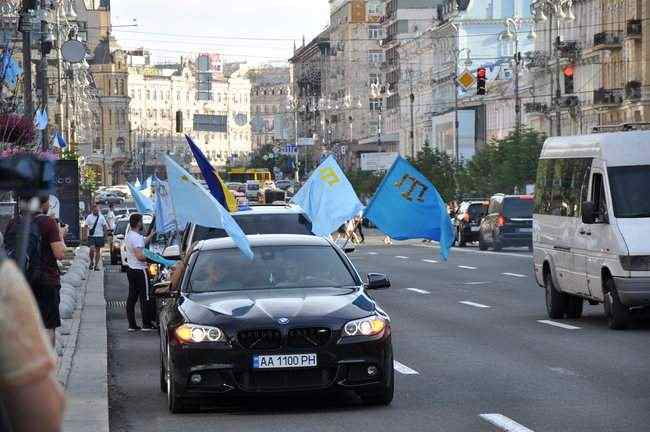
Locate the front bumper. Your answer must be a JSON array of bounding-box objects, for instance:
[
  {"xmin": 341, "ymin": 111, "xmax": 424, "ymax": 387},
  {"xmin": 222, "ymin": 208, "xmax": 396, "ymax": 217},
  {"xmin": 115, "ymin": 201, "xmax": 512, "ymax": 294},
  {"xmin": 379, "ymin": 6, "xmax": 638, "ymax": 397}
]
[
  {"xmin": 169, "ymin": 330, "xmax": 392, "ymax": 397},
  {"xmin": 613, "ymin": 277, "xmax": 650, "ymax": 306}
]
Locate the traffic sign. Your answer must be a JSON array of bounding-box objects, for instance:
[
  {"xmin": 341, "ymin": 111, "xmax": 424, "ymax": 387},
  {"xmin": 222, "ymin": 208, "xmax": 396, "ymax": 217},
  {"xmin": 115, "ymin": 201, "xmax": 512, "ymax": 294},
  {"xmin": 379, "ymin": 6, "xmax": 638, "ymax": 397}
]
[
  {"xmin": 456, "ymin": 70, "xmax": 476, "ymax": 90},
  {"xmin": 282, "ymin": 144, "xmax": 298, "ymax": 155}
]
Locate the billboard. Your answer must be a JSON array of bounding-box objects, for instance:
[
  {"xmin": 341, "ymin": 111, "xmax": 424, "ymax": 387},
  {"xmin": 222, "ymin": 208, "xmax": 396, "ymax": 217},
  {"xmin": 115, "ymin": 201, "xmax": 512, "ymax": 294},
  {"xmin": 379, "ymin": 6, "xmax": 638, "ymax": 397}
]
[
  {"xmin": 54, "ymin": 160, "xmax": 81, "ymax": 246},
  {"xmin": 360, "ymin": 152, "xmax": 398, "ymax": 171}
]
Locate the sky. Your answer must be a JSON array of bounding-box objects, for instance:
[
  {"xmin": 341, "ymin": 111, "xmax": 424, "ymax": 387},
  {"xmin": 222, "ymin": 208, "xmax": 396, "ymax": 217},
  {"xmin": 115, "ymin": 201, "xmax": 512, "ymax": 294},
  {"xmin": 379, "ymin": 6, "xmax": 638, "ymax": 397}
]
[{"xmin": 110, "ymin": 0, "xmax": 331, "ymax": 66}]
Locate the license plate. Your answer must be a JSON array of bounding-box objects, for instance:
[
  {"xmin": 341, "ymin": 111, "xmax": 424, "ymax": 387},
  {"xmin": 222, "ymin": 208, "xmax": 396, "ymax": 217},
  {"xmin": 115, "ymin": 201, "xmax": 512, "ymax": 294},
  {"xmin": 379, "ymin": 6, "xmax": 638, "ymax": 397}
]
[
  {"xmin": 252, "ymin": 353, "xmax": 317, "ymax": 369},
  {"xmin": 471, "ymin": 226, "xmax": 480, "ymax": 232},
  {"xmin": 520, "ymin": 228, "xmax": 532, "ymax": 233}
]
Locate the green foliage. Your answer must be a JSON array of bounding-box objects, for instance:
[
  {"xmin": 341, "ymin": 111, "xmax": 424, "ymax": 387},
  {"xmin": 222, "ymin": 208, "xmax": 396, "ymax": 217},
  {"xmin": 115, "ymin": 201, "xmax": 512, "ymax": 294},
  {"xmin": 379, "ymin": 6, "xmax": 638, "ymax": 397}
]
[
  {"xmin": 345, "ymin": 169, "xmax": 384, "ymax": 202},
  {"xmin": 408, "ymin": 143, "xmax": 458, "ymax": 202},
  {"xmin": 60, "ymin": 149, "xmax": 79, "ymax": 161},
  {"xmin": 80, "ymin": 166, "xmax": 100, "ymax": 193}
]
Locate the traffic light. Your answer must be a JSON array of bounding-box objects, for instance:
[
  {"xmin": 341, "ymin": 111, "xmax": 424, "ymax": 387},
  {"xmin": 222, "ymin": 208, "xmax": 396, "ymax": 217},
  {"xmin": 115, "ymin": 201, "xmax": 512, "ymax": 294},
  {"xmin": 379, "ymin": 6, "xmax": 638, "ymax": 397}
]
[
  {"xmin": 175, "ymin": 110, "xmax": 183, "ymax": 133},
  {"xmin": 563, "ymin": 65, "xmax": 575, "ymax": 94},
  {"xmin": 476, "ymin": 67, "xmax": 487, "ymax": 96}
]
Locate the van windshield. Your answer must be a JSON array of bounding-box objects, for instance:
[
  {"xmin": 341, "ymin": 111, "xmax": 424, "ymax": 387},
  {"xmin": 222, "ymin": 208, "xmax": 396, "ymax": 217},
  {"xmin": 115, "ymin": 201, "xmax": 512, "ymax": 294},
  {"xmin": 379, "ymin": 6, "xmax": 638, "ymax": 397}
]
[{"xmin": 608, "ymin": 165, "xmax": 650, "ymax": 218}]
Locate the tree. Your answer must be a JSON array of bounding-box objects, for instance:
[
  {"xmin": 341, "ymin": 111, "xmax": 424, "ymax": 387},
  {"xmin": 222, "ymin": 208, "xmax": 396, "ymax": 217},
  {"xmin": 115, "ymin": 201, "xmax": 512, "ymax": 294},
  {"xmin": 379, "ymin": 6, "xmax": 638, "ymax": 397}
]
[
  {"xmin": 409, "ymin": 143, "xmax": 458, "ymax": 202},
  {"xmin": 247, "ymin": 144, "xmax": 294, "ymax": 177},
  {"xmin": 346, "ymin": 168, "xmax": 384, "ymax": 202}
]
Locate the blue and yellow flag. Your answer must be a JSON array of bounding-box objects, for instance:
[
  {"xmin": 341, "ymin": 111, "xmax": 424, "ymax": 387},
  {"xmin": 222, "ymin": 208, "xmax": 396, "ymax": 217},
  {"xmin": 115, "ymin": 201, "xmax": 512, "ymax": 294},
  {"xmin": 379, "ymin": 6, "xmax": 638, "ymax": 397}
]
[
  {"xmin": 291, "ymin": 155, "xmax": 363, "ymax": 237},
  {"xmin": 364, "ymin": 156, "xmax": 454, "ymax": 260},
  {"xmin": 128, "ymin": 182, "xmax": 154, "ymax": 214},
  {"xmin": 186, "ymin": 135, "xmax": 238, "ymax": 212}
]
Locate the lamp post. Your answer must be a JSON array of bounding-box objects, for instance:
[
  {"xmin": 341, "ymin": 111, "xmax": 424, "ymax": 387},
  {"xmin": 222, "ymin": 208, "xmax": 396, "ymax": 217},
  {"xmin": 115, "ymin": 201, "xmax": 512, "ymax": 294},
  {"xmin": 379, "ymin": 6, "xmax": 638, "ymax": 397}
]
[
  {"xmin": 500, "ymin": 17, "xmax": 525, "ymax": 134},
  {"xmin": 286, "ymin": 94, "xmax": 302, "ymax": 182},
  {"xmin": 449, "ymin": 48, "xmax": 473, "ymax": 163},
  {"xmin": 531, "ymin": 0, "xmax": 575, "ymax": 137}
]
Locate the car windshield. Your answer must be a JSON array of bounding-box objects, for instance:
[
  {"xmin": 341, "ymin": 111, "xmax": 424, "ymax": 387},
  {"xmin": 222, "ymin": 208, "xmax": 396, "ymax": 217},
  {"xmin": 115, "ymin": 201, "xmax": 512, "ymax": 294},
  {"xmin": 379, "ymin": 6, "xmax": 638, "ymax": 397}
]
[
  {"xmin": 608, "ymin": 165, "xmax": 650, "ymax": 218},
  {"xmin": 114, "ymin": 220, "xmax": 129, "ymax": 235},
  {"xmin": 193, "ymin": 213, "xmax": 313, "ymax": 240},
  {"xmin": 503, "ymin": 198, "xmax": 533, "ymax": 218},
  {"xmin": 188, "ymin": 245, "xmax": 357, "ymax": 293}
]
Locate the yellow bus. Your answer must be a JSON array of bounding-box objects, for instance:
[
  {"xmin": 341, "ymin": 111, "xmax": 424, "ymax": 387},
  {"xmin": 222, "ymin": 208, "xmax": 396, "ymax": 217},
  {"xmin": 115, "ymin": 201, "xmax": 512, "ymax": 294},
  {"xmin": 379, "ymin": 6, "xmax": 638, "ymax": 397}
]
[{"xmin": 226, "ymin": 168, "xmax": 272, "ymax": 183}]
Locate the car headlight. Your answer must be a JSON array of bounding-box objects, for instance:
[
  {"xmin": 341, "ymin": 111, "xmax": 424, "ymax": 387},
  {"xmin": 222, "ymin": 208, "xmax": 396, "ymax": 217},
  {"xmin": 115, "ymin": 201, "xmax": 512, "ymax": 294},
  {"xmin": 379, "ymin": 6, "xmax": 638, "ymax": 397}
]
[
  {"xmin": 342, "ymin": 316, "xmax": 386, "ymax": 337},
  {"xmin": 175, "ymin": 324, "xmax": 225, "ymax": 344},
  {"xmin": 620, "ymin": 256, "xmax": 650, "ymax": 271}
]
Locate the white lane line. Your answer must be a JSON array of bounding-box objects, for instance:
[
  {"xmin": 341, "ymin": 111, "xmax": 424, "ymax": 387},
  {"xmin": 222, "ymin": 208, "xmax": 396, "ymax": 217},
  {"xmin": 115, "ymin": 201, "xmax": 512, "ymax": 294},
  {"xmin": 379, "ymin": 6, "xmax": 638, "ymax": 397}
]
[
  {"xmin": 368, "ymin": 252, "xmax": 378, "ymax": 255},
  {"xmin": 395, "ymin": 255, "xmax": 409, "ymax": 259},
  {"xmin": 422, "ymin": 259, "xmax": 438, "ymax": 264},
  {"xmin": 503, "ymin": 272, "xmax": 527, "ymax": 278},
  {"xmin": 459, "ymin": 301, "xmax": 491, "ymax": 309},
  {"xmin": 464, "ymin": 281, "xmax": 489, "ymax": 285},
  {"xmin": 537, "ymin": 320, "xmax": 581, "ymax": 330},
  {"xmin": 458, "ymin": 265, "xmax": 477, "ymax": 270},
  {"xmin": 479, "ymin": 413, "xmax": 535, "ymax": 432},
  {"xmin": 417, "ymin": 243, "xmax": 532, "ymax": 259},
  {"xmin": 406, "ymin": 288, "xmax": 430, "ymax": 295},
  {"xmin": 393, "ymin": 361, "xmax": 419, "ymax": 375}
]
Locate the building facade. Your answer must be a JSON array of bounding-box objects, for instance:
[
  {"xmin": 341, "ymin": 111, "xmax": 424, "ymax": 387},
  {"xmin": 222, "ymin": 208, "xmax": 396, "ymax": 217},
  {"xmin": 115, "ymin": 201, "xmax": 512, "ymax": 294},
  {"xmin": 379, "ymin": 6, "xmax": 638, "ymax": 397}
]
[{"xmin": 248, "ymin": 65, "xmax": 291, "ymax": 150}]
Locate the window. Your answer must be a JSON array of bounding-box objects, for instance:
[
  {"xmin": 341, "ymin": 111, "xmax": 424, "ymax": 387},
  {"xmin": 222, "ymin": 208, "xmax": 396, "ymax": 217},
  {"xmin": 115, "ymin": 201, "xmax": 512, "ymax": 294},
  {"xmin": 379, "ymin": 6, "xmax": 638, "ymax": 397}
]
[
  {"xmin": 369, "ymin": 99, "xmax": 383, "ymax": 112},
  {"xmin": 369, "ymin": 25, "xmax": 383, "ymax": 40},
  {"xmin": 367, "ymin": 1, "xmax": 382, "ymax": 15},
  {"xmin": 535, "ymin": 158, "xmax": 592, "ymax": 217},
  {"xmin": 368, "ymin": 51, "xmax": 385, "ymax": 64},
  {"xmin": 591, "ymin": 173, "xmax": 609, "ymax": 223},
  {"xmin": 608, "ymin": 165, "xmax": 650, "ymax": 218}
]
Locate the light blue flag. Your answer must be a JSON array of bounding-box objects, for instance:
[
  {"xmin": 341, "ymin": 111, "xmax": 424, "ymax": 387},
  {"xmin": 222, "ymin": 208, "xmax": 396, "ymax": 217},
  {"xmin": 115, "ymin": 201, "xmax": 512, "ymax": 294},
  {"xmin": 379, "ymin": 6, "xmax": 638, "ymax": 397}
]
[
  {"xmin": 291, "ymin": 155, "xmax": 363, "ymax": 237},
  {"xmin": 364, "ymin": 156, "xmax": 455, "ymax": 260},
  {"xmin": 128, "ymin": 182, "xmax": 154, "ymax": 214},
  {"xmin": 1, "ymin": 47, "xmax": 22, "ymax": 90},
  {"xmin": 164, "ymin": 155, "xmax": 253, "ymax": 260},
  {"xmin": 134, "ymin": 178, "xmax": 142, "ymax": 189},
  {"xmin": 144, "ymin": 176, "xmax": 153, "ymax": 190},
  {"xmin": 34, "ymin": 108, "xmax": 48, "ymax": 130},
  {"xmin": 144, "ymin": 249, "xmax": 177, "ymax": 268},
  {"xmin": 54, "ymin": 131, "xmax": 67, "ymax": 149},
  {"xmin": 153, "ymin": 177, "xmax": 177, "ymax": 234}
]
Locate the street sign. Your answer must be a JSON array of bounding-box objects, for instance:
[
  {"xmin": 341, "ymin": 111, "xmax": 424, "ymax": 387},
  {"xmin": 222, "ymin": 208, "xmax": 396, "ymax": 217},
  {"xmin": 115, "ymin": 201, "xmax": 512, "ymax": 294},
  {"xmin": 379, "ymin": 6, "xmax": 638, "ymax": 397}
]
[
  {"xmin": 457, "ymin": 70, "xmax": 475, "ymax": 90},
  {"xmin": 360, "ymin": 152, "xmax": 398, "ymax": 171},
  {"xmin": 282, "ymin": 144, "xmax": 298, "ymax": 155},
  {"xmin": 297, "ymin": 137, "xmax": 314, "ymax": 146}
]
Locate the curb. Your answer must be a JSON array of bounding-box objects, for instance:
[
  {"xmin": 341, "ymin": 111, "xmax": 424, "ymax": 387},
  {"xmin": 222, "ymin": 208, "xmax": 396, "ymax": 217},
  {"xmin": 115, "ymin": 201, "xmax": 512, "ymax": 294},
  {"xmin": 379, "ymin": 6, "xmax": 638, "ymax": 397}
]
[{"xmin": 56, "ymin": 278, "xmax": 87, "ymax": 387}]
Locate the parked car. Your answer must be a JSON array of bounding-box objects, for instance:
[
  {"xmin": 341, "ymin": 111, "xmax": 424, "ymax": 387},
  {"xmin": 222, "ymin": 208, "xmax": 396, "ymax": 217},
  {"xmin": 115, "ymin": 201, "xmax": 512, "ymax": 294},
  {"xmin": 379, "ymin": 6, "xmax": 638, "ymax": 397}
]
[
  {"xmin": 226, "ymin": 182, "xmax": 245, "ymax": 194},
  {"xmin": 453, "ymin": 200, "xmax": 488, "ymax": 247},
  {"xmin": 245, "ymin": 181, "xmax": 261, "ymax": 201},
  {"xmin": 275, "ymin": 179, "xmax": 293, "ymax": 191},
  {"xmin": 533, "ymin": 131, "xmax": 650, "ymax": 330},
  {"xmin": 479, "ymin": 194, "xmax": 533, "ymax": 251},
  {"xmin": 156, "ymin": 234, "xmax": 393, "ymax": 413},
  {"xmin": 97, "ymin": 192, "xmax": 124, "ymax": 205},
  {"xmin": 121, "ymin": 214, "xmax": 153, "ymax": 271},
  {"xmin": 173, "ymin": 204, "xmax": 313, "ymax": 259},
  {"xmin": 110, "ymin": 218, "xmax": 130, "ymax": 265}
]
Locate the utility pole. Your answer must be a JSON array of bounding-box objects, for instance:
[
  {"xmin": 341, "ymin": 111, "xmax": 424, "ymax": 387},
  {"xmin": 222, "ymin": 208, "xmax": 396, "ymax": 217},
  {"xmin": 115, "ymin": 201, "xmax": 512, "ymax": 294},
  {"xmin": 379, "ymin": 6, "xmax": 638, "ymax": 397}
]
[
  {"xmin": 38, "ymin": 0, "xmax": 49, "ymax": 150},
  {"xmin": 408, "ymin": 69, "xmax": 415, "ymax": 158},
  {"xmin": 554, "ymin": 12, "xmax": 562, "ymax": 137},
  {"xmin": 55, "ymin": 3, "xmax": 64, "ymax": 136},
  {"xmin": 20, "ymin": 1, "xmax": 34, "ymax": 117}
]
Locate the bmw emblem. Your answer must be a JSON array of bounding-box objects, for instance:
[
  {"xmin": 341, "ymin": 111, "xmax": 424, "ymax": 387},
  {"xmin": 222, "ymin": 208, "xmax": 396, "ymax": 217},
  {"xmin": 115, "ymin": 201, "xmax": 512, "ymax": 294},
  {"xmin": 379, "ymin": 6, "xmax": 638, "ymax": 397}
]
[{"xmin": 278, "ymin": 318, "xmax": 290, "ymax": 325}]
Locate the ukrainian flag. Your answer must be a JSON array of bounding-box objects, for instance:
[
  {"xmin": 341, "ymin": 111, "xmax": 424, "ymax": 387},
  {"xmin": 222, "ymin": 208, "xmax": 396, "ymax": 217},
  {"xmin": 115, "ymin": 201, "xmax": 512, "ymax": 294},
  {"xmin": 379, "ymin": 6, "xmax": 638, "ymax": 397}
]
[{"xmin": 185, "ymin": 135, "xmax": 238, "ymax": 212}]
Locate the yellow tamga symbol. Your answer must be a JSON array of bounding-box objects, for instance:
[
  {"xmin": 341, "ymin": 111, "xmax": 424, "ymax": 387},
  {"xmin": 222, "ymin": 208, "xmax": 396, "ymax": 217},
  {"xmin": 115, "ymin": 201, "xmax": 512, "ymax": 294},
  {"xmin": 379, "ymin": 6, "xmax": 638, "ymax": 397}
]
[{"xmin": 319, "ymin": 167, "xmax": 340, "ymax": 187}]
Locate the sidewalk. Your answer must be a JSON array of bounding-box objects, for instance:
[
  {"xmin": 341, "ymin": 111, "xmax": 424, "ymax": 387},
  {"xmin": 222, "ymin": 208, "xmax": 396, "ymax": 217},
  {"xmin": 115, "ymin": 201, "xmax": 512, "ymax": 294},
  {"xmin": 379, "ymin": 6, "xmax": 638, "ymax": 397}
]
[{"xmin": 62, "ymin": 269, "xmax": 109, "ymax": 432}]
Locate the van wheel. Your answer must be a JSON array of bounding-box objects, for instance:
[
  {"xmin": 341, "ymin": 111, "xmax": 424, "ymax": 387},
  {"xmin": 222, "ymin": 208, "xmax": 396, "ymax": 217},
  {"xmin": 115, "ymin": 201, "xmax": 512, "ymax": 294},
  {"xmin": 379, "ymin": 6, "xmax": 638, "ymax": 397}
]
[
  {"xmin": 565, "ymin": 296, "xmax": 584, "ymax": 319},
  {"xmin": 478, "ymin": 234, "xmax": 488, "ymax": 251},
  {"xmin": 545, "ymin": 272, "xmax": 568, "ymax": 319},
  {"xmin": 604, "ymin": 279, "xmax": 630, "ymax": 330}
]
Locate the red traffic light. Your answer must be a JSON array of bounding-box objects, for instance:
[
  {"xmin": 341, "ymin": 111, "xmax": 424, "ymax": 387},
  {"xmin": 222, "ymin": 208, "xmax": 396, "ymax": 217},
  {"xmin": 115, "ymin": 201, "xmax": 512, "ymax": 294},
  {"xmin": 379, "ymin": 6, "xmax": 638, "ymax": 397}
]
[
  {"xmin": 477, "ymin": 67, "xmax": 487, "ymax": 79},
  {"xmin": 563, "ymin": 65, "xmax": 575, "ymax": 77}
]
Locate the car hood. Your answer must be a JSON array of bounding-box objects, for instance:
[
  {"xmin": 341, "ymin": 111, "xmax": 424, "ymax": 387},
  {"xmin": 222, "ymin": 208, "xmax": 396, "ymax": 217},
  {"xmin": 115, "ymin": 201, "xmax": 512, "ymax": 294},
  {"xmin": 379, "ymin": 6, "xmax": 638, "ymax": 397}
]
[
  {"xmin": 181, "ymin": 287, "xmax": 376, "ymax": 325},
  {"xmin": 617, "ymin": 218, "xmax": 650, "ymax": 255}
]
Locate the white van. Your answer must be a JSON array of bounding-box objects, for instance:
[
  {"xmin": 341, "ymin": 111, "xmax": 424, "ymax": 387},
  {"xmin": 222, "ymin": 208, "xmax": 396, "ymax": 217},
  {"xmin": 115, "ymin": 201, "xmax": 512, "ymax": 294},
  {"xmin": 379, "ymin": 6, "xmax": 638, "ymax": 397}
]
[{"xmin": 533, "ymin": 132, "xmax": 650, "ymax": 330}]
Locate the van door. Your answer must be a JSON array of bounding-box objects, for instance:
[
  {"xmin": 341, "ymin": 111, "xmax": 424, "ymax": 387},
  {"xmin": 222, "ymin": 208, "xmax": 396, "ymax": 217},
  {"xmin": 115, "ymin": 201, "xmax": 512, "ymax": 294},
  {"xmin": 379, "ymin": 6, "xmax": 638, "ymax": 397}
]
[{"xmin": 582, "ymin": 168, "xmax": 616, "ymax": 300}]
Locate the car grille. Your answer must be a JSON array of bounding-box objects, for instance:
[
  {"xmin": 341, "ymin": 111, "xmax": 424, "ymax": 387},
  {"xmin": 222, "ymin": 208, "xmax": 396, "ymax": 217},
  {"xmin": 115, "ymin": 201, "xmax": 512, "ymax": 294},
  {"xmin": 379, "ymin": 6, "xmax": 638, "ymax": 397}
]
[
  {"xmin": 287, "ymin": 327, "xmax": 331, "ymax": 348},
  {"xmin": 238, "ymin": 329, "xmax": 282, "ymax": 350},
  {"xmin": 235, "ymin": 368, "xmax": 336, "ymax": 392}
]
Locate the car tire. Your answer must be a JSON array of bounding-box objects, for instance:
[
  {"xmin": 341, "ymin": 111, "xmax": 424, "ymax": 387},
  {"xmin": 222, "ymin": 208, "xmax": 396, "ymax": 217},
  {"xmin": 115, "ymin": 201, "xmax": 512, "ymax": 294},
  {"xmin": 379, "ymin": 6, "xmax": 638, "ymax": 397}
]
[
  {"xmin": 565, "ymin": 296, "xmax": 584, "ymax": 319},
  {"xmin": 167, "ymin": 349, "xmax": 188, "ymax": 414},
  {"xmin": 604, "ymin": 279, "xmax": 630, "ymax": 330},
  {"xmin": 478, "ymin": 234, "xmax": 488, "ymax": 251},
  {"xmin": 160, "ymin": 349, "xmax": 167, "ymax": 394},
  {"xmin": 545, "ymin": 271, "xmax": 568, "ymax": 319},
  {"xmin": 358, "ymin": 349, "xmax": 394, "ymax": 406}
]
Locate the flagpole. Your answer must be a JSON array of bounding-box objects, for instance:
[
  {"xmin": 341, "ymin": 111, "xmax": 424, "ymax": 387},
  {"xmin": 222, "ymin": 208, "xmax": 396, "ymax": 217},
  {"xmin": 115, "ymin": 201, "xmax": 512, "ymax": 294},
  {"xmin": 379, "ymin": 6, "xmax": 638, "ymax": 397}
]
[{"xmin": 341, "ymin": 218, "xmax": 360, "ymax": 250}]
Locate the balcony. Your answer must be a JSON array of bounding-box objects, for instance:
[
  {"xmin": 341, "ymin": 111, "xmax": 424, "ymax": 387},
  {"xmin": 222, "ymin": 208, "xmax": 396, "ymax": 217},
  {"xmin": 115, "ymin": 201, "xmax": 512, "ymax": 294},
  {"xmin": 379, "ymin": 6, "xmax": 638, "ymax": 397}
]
[
  {"xmin": 625, "ymin": 81, "xmax": 642, "ymax": 101},
  {"xmin": 626, "ymin": 19, "xmax": 642, "ymax": 38},
  {"xmin": 593, "ymin": 88, "xmax": 624, "ymax": 106},
  {"xmin": 524, "ymin": 102, "xmax": 548, "ymax": 114},
  {"xmin": 592, "ymin": 32, "xmax": 623, "ymax": 50}
]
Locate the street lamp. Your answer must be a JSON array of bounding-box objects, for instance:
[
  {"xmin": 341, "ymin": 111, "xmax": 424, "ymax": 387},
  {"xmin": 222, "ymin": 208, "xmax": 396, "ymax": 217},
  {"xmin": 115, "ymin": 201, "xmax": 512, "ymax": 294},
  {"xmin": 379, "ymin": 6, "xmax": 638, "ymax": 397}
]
[
  {"xmin": 286, "ymin": 94, "xmax": 302, "ymax": 182},
  {"xmin": 500, "ymin": 17, "xmax": 525, "ymax": 134},
  {"xmin": 531, "ymin": 0, "xmax": 575, "ymax": 137}
]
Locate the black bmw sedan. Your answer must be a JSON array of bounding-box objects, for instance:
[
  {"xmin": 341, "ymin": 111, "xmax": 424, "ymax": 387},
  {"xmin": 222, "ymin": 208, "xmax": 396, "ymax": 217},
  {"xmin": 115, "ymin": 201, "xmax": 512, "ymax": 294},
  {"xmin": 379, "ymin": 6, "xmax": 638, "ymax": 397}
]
[{"xmin": 156, "ymin": 234, "xmax": 393, "ymax": 413}]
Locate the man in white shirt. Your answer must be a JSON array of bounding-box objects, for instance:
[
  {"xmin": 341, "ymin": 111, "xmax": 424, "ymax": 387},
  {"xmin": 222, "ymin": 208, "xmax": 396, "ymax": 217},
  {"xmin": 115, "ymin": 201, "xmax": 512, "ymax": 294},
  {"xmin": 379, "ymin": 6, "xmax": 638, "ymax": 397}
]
[
  {"xmin": 125, "ymin": 213, "xmax": 156, "ymax": 332},
  {"xmin": 84, "ymin": 203, "xmax": 109, "ymax": 271}
]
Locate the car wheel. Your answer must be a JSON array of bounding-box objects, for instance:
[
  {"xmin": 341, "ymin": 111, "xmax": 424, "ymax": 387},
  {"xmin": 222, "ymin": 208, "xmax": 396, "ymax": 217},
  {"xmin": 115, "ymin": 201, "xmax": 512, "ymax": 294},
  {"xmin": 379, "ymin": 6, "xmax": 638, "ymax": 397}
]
[
  {"xmin": 604, "ymin": 279, "xmax": 630, "ymax": 330},
  {"xmin": 167, "ymin": 349, "xmax": 188, "ymax": 413},
  {"xmin": 358, "ymin": 354, "xmax": 394, "ymax": 406},
  {"xmin": 478, "ymin": 233, "xmax": 488, "ymax": 251},
  {"xmin": 565, "ymin": 296, "xmax": 584, "ymax": 319},
  {"xmin": 160, "ymin": 348, "xmax": 167, "ymax": 394},
  {"xmin": 545, "ymin": 271, "xmax": 568, "ymax": 319}
]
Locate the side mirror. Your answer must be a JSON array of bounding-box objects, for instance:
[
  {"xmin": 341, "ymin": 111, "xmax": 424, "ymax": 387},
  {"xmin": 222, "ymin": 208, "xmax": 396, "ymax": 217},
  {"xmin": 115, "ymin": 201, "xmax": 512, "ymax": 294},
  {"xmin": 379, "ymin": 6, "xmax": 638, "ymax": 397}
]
[
  {"xmin": 366, "ymin": 273, "xmax": 391, "ymax": 290},
  {"xmin": 162, "ymin": 245, "xmax": 181, "ymax": 260},
  {"xmin": 153, "ymin": 281, "xmax": 176, "ymax": 298},
  {"xmin": 582, "ymin": 201, "xmax": 596, "ymax": 224}
]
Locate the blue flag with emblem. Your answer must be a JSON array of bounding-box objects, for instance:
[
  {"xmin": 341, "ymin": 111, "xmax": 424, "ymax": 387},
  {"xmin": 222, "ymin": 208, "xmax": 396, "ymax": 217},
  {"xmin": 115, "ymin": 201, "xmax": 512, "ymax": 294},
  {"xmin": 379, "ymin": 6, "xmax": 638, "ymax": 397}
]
[
  {"xmin": 291, "ymin": 155, "xmax": 363, "ymax": 237},
  {"xmin": 127, "ymin": 182, "xmax": 154, "ymax": 214},
  {"xmin": 364, "ymin": 156, "xmax": 454, "ymax": 260},
  {"xmin": 153, "ymin": 176, "xmax": 177, "ymax": 234},
  {"xmin": 1, "ymin": 45, "xmax": 22, "ymax": 90},
  {"xmin": 164, "ymin": 155, "xmax": 253, "ymax": 260}
]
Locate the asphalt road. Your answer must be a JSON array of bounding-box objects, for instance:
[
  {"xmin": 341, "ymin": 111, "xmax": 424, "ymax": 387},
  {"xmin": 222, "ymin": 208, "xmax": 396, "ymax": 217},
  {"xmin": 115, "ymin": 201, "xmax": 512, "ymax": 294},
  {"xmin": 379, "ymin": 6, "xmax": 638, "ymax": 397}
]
[{"xmin": 105, "ymin": 241, "xmax": 650, "ymax": 432}]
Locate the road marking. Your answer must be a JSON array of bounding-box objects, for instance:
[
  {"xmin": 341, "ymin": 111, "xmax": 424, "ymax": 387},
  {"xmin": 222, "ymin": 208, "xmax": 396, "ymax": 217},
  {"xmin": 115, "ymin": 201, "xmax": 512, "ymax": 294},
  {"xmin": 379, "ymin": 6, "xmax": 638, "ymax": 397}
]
[
  {"xmin": 393, "ymin": 361, "xmax": 419, "ymax": 375},
  {"xmin": 458, "ymin": 265, "xmax": 477, "ymax": 270},
  {"xmin": 459, "ymin": 301, "xmax": 491, "ymax": 309},
  {"xmin": 395, "ymin": 256, "xmax": 409, "ymax": 259},
  {"xmin": 406, "ymin": 288, "xmax": 430, "ymax": 295},
  {"xmin": 503, "ymin": 272, "xmax": 527, "ymax": 278},
  {"xmin": 537, "ymin": 320, "xmax": 581, "ymax": 330},
  {"xmin": 464, "ymin": 281, "xmax": 489, "ymax": 285},
  {"xmin": 422, "ymin": 259, "xmax": 438, "ymax": 264},
  {"xmin": 368, "ymin": 252, "xmax": 379, "ymax": 255},
  {"xmin": 479, "ymin": 414, "xmax": 535, "ymax": 432},
  {"xmin": 418, "ymin": 242, "xmax": 532, "ymax": 259}
]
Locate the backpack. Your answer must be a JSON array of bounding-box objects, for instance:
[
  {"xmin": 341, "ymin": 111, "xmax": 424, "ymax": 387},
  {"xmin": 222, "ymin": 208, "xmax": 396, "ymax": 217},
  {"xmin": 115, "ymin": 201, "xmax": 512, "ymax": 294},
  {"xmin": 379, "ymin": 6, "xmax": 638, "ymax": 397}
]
[{"xmin": 3, "ymin": 214, "xmax": 45, "ymax": 283}]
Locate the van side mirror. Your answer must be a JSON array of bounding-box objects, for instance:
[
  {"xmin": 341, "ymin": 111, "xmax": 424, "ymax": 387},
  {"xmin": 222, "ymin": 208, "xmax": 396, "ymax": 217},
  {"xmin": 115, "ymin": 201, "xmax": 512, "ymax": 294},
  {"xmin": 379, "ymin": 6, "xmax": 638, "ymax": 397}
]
[
  {"xmin": 582, "ymin": 201, "xmax": 596, "ymax": 224},
  {"xmin": 366, "ymin": 273, "xmax": 391, "ymax": 290},
  {"xmin": 162, "ymin": 245, "xmax": 181, "ymax": 260}
]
